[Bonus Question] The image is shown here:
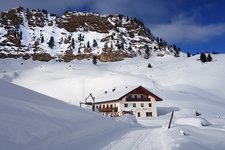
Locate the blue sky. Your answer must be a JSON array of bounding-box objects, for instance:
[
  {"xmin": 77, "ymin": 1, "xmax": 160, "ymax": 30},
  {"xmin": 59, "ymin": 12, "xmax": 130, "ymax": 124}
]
[{"xmin": 0, "ymin": 0, "xmax": 225, "ymax": 54}]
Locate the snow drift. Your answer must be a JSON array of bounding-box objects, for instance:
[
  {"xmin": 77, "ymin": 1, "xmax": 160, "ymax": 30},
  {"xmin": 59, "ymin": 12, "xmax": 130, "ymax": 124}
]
[
  {"xmin": 175, "ymin": 117, "xmax": 210, "ymax": 127},
  {"xmin": 0, "ymin": 79, "xmax": 134, "ymax": 150}
]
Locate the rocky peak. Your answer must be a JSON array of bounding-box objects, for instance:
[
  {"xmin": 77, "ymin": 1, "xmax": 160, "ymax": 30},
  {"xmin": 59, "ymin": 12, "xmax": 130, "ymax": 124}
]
[
  {"xmin": 0, "ymin": 7, "xmax": 24, "ymax": 27},
  {"xmin": 0, "ymin": 7, "xmax": 179, "ymax": 62},
  {"xmin": 26, "ymin": 9, "xmax": 48, "ymax": 27},
  {"xmin": 58, "ymin": 12, "xmax": 113, "ymax": 33}
]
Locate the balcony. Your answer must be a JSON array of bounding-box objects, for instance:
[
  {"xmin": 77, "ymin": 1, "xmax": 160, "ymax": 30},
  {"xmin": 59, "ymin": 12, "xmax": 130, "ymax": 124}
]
[
  {"xmin": 97, "ymin": 107, "xmax": 118, "ymax": 112},
  {"xmin": 126, "ymin": 97, "xmax": 150, "ymax": 101}
]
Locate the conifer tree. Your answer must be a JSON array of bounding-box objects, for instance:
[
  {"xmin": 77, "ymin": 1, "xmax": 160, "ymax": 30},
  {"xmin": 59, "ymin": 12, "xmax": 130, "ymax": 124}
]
[
  {"xmin": 93, "ymin": 39, "xmax": 98, "ymax": 47},
  {"xmin": 156, "ymin": 37, "xmax": 159, "ymax": 43},
  {"xmin": 173, "ymin": 44, "xmax": 177, "ymax": 52},
  {"xmin": 72, "ymin": 38, "xmax": 75, "ymax": 49},
  {"xmin": 158, "ymin": 40, "xmax": 164, "ymax": 49},
  {"xmin": 48, "ymin": 36, "xmax": 54, "ymax": 49},
  {"xmin": 128, "ymin": 46, "xmax": 132, "ymax": 51},
  {"xmin": 200, "ymin": 53, "xmax": 207, "ymax": 63},
  {"xmin": 111, "ymin": 35, "xmax": 114, "ymax": 40},
  {"xmin": 42, "ymin": 9, "xmax": 48, "ymax": 18},
  {"xmin": 78, "ymin": 34, "xmax": 84, "ymax": 41},
  {"xmin": 173, "ymin": 44, "xmax": 180, "ymax": 57},
  {"xmin": 121, "ymin": 42, "xmax": 124, "ymax": 50},
  {"xmin": 41, "ymin": 36, "xmax": 44, "ymax": 43},
  {"xmin": 92, "ymin": 55, "xmax": 97, "ymax": 65},
  {"xmin": 187, "ymin": 52, "xmax": 191, "ymax": 57},
  {"xmin": 110, "ymin": 42, "xmax": 113, "ymax": 48},
  {"xmin": 207, "ymin": 53, "xmax": 212, "ymax": 62},
  {"xmin": 144, "ymin": 45, "xmax": 150, "ymax": 55},
  {"xmin": 87, "ymin": 41, "xmax": 90, "ymax": 48},
  {"xmin": 104, "ymin": 42, "xmax": 108, "ymax": 49},
  {"xmin": 19, "ymin": 31, "xmax": 23, "ymax": 40}
]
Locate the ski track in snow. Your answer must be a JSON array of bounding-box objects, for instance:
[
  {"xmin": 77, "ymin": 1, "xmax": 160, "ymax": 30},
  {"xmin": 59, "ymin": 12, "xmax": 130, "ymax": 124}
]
[{"xmin": 103, "ymin": 127, "xmax": 168, "ymax": 150}]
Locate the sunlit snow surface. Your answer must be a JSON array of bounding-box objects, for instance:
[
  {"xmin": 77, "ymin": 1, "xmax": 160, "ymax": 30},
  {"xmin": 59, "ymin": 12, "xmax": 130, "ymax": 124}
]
[{"xmin": 1, "ymin": 54, "xmax": 225, "ymax": 150}]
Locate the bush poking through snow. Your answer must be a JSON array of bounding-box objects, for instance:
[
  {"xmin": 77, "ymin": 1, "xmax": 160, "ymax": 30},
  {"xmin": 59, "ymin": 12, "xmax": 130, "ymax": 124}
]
[
  {"xmin": 195, "ymin": 110, "xmax": 201, "ymax": 116},
  {"xmin": 180, "ymin": 130, "xmax": 189, "ymax": 136},
  {"xmin": 148, "ymin": 63, "xmax": 152, "ymax": 68}
]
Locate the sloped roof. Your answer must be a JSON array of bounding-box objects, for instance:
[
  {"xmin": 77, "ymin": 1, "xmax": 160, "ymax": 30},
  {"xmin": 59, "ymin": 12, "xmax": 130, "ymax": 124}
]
[
  {"xmin": 93, "ymin": 85, "xmax": 162, "ymax": 103},
  {"xmin": 94, "ymin": 85, "xmax": 136, "ymax": 103}
]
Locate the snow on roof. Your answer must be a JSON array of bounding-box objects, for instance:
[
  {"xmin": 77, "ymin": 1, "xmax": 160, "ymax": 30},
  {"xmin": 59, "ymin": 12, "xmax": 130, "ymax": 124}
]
[
  {"xmin": 92, "ymin": 85, "xmax": 163, "ymax": 103},
  {"xmin": 93, "ymin": 85, "xmax": 137, "ymax": 103}
]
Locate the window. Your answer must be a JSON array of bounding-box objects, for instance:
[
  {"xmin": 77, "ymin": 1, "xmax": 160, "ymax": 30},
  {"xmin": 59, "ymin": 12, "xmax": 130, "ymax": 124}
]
[
  {"xmin": 146, "ymin": 112, "xmax": 152, "ymax": 117},
  {"xmin": 99, "ymin": 105, "xmax": 101, "ymax": 108},
  {"xmin": 137, "ymin": 112, "xmax": 141, "ymax": 117},
  {"xmin": 148, "ymin": 103, "xmax": 152, "ymax": 107},
  {"xmin": 103, "ymin": 105, "xmax": 105, "ymax": 108},
  {"xmin": 96, "ymin": 105, "xmax": 98, "ymax": 108},
  {"xmin": 141, "ymin": 95, "xmax": 144, "ymax": 98},
  {"xmin": 110, "ymin": 104, "xmax": 113, "ymax": 108},
  {"xmin": 141, "ymin": 103, "xmax": 144, "ymax": 107},
  {"xmin": 133, "ymin": 103, "xmax": 136, "ymax": 107},
  {"xmin": 134, "ymin": 95, "xmax": 137, "ymax": 99},
  {"xmin": 124, "ymin": 103, "xmax": 128, "ymax": 107},
  {"xmin": 107, "ymin": 105, "xmax": 109, "ymax": 108}
]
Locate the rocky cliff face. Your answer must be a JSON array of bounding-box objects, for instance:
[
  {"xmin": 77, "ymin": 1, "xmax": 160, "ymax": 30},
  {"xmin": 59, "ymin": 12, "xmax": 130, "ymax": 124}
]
[{"xmin": 0, "ymin": 7, "xmax": 177, "ymax": 62}]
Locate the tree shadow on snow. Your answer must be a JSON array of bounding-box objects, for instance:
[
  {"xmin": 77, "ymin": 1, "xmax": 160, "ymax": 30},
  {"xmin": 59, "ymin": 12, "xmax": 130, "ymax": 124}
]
[{"xmin": 157, "ymin": 107, "xmax": 180, "ymax": 116}]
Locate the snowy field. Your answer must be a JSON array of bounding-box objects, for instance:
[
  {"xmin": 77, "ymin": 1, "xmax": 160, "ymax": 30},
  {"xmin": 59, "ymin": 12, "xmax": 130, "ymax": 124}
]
[
  {"xmin": 0, "ymin": 79, "xmax": 138, "ymax": 150},
  {"xmin": 1, "ymin": 54, "xmax": 225, "ymax": 150}
]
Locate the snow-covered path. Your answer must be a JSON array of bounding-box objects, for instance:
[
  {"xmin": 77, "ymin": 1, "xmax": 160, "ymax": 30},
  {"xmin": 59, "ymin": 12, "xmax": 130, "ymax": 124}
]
[{"xmin": 103, "ymin": 127, "xmax": 169, "ymax": 150}]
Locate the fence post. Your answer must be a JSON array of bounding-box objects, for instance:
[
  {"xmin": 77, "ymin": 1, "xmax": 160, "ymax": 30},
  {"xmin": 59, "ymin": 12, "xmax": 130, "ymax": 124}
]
[{"xmin": 168, "ymin": 111, "xmax": 174, "ymax": 129}]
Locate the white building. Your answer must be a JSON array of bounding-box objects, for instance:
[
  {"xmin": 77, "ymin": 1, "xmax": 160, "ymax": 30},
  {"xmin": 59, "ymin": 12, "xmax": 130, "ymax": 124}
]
[{"xmin": 94, "ymin": 86, "xmax": 162, "ymax": 118}]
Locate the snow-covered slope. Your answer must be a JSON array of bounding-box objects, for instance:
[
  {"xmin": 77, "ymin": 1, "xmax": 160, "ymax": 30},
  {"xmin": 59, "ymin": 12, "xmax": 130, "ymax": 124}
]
[
  {"xmin": 1, "ymin": 54, "xmax": 224, "ymax": 115},
  {"xmin": 0, "ymin": 79, "xmax": 137, "ymax": 150},
  {"xmin": 0, "ymin": 53, "xmax": 225, "ymax": 149}
]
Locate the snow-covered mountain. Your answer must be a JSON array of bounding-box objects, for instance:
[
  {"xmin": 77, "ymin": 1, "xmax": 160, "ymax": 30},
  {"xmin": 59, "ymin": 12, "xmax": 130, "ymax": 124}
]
[
  {"xmin": 1, "ymin": 6, "xmax": 225, "ymax": 150},
  {"xmin": 0, "ymin": 7, "xmax": 178, "ymax": 62}
]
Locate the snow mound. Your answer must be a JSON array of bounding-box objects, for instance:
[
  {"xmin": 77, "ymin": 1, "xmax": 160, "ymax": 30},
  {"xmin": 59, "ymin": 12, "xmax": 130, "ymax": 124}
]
[
  {"xmin": 114, "ymin": 114, "xmax": 139, "ymax": 126},
  {"xmin": 0, "ymin": 79, "xmax": 134, "ymax": 150},
  {"xmin": 175, "ymin": 117, "xmax": 210, "ymax": 127}
]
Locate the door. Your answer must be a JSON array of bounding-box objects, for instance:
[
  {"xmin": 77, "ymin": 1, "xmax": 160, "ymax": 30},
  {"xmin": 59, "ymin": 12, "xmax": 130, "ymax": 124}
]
[{"xmin": 137, "ymin": 112, "xmax": 141, "ymax": 117}]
